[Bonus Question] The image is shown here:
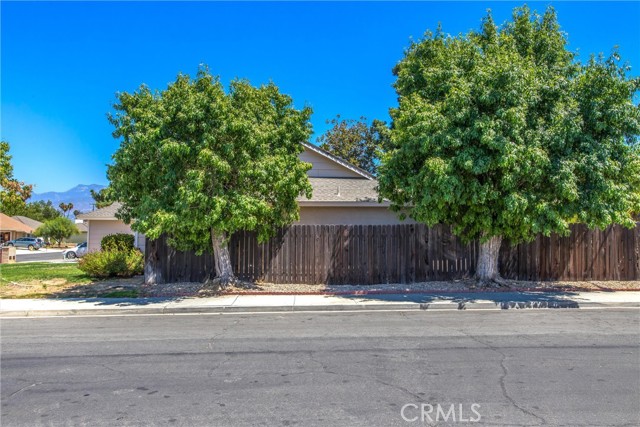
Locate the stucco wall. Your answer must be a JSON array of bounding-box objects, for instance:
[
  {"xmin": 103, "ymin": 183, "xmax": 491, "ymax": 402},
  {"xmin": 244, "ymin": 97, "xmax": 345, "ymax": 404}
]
[
  {"xmin": 297, "ymin": 206, "xmax": 415, "ymax": 225},
  {"xmin": 300, "ymin": 149, "xmax": 363, "ymax": 178},
  {"xmin": 87, "ymin": 220, "xmax": 145, "ymax": 253}
]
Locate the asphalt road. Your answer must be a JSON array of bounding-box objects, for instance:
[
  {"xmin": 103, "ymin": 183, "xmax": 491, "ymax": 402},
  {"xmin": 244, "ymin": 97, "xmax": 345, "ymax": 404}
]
[
  {"xmin": 2, "ymin": 310, "xmax": 639, "ymax": 427},
  {"xmin": 15, "ymin": 251, "xmax": 66, "ymax": 263}
]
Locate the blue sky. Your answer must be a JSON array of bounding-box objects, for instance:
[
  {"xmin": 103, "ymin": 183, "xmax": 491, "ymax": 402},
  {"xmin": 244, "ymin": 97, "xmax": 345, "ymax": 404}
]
[{"xmin": 2, "ymin": 1, "xmax": 639, "ymax": 193}]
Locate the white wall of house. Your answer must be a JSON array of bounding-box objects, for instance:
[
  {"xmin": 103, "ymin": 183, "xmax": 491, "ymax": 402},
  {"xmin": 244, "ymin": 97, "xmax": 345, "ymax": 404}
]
[
  {"xmin": 297, "ymin": 206, "xmax": 415, "ymax": 226},
  {"xmin": 87, "ymin": 220, "xmax": 145, "ymax": 253},
  {"xmin": 300, "ymin": 149, "xmax": 363, "ymax": 178}
]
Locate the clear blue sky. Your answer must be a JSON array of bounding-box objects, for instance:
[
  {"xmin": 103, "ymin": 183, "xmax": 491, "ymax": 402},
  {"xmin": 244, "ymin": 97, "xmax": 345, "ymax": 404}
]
[{"xmin": 2, "ymin": 1, "xmax": 639, "ymax": 193}]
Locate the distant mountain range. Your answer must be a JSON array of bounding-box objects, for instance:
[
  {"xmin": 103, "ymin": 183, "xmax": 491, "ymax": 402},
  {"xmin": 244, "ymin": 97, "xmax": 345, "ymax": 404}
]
[{"xmin": 30, "ymin": 184, "xmax": 107, "ymax": 216}]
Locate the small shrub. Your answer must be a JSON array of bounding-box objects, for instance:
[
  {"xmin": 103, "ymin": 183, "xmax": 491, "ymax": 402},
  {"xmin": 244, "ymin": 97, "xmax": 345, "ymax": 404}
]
[
  {"xmin": 101, "ymin": 233, "xmax": 135, "ymax": 252},
  {"xmin": 78, "ymin": 249, "xmax": 144, "ymax": 278}
]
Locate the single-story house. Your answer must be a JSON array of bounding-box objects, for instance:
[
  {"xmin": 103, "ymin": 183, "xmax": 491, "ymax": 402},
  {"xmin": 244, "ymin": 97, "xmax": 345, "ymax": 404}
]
[
  {"xmin": 77, "ymin": 203, "xmax": 146, "ymax": 253},
  {"xmin": 78, "ymin": 142, "xmax": 412, "ymax": 252},
  {"xmin": 0, "ymin": 213, "xmax": 36, "ymax": 243}
]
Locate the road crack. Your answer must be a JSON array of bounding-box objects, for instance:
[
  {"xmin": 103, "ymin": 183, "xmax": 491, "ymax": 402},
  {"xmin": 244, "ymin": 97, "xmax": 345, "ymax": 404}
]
[
  {"xmin": 459, "ymin": 330, "xmax": 548, "ymax": 426},
  {"xmin": 306, "ymin": 351, "xmax": 424, "ymax": 401},
  {"xmin": 7, "ymin": 382, "xmax": 42, "ymax": 398}
]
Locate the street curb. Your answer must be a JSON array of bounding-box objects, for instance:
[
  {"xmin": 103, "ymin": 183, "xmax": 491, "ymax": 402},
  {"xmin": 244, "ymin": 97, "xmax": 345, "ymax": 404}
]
[
  {"xmin": 2, "ymin": 301, "xmax": 639, "ymax": 317},
  {"xmin": 221, "ymin": 288, "xmax": 640, "ymax": 296}
]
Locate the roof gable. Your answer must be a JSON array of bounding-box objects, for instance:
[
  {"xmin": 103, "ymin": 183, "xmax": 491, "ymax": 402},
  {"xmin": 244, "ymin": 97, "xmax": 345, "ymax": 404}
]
[{"xmin": 300, "ymin": 142, "xmax": 374, "ymax": 180}]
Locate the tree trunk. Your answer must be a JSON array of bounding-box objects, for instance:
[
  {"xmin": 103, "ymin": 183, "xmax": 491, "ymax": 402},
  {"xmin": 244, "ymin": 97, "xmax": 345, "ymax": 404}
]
[
  {"xmin": 475, "ymin": 235, "xmax": 503, "ymax": 286},
  {"xmin": 144, "ymin": 238, "xmax": 160, "ymax": 285},
  {"xmin": 211, "ymin": 229, "xmax": 236, "ymax": 287}
]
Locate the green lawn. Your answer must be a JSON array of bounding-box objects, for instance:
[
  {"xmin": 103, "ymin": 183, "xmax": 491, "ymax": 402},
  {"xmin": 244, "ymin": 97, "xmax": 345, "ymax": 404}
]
[
  {"xmin": 0, "ymin": 262, "xmax": 143, "ymax": 298},
  {"xmin": 0, "ymin": 262, "xmax": 94, "ymax": 298},
  {"xmin": 1, "ymin": 262, "xmax": 92, "ymax": 285}
]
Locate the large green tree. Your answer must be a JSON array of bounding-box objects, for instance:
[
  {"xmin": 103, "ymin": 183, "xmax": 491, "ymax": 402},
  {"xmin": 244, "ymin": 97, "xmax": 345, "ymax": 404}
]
[
  {"xmin": 35, "ymin": 217, "xmax": 79, "ymax": 247},
  {"xmin": 378, "ymin": 6, "xmax": 640, "ymax": 284},
  {"xmin": 0, "ymin": 141, "xmax": 32, "ymax": 214},
  {"xmin": 317, "ymin": 115, "xmax": 390, "ymax": 175},
  {"xmin": 26, "ymin": 200, "xmax": 62, "ymax": 222},
  {"xmin": 108, "ymin": 68, "xmax": 313, "ymax": 286}
]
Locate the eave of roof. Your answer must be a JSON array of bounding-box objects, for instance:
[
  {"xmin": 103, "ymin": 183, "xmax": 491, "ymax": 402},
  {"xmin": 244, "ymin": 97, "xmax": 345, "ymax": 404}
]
[{"xmin": 299, "ymin": 201, "xmax": 391, "ymax": 207}]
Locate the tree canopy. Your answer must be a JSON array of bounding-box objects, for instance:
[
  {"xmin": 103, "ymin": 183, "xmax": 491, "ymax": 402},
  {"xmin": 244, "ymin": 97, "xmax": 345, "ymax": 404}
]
[
  {"xmin": 379, "ymin": 6, "xmax": 640, "ymax": 248},
  {"xmin": 90, "ymin": 188, "xmax": 115, "ymax": 210},
  {"xmin": 59, "ymin": 202, "xmax": 74, "ymax": 218},
  {"xmin": 107, "ymin": 67, "xmax": 313, "ymax": 268},
  {"xmin": 0, "ymin": 141, "xmax": 32, "ymax": 214},
  {"xmin": 2, "ymin": 200, "xmax": 62, "ymax": 222},
  {"xmin": 35, "ymin": 217, "xmax": 79, "ymax": 247},
  {"xmin": 317, "ymin": 116, "xmax": 390, "ymax": 175}
]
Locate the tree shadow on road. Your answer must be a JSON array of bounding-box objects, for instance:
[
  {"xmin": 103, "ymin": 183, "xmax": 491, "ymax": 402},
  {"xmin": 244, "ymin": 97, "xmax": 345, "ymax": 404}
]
[{"xmin": 333, "ymin": 290, "xmax": 584, "ymax": 309}]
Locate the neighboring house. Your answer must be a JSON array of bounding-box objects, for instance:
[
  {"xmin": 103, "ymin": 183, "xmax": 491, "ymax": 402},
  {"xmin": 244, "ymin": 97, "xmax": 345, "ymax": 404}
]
[
  {"xmin": 68, "ymin": 221, "xmax": 88, "ymax": 244},
  {"xmin": 12, "ymin": 215, "xmax": 44, "ymax": 231},
  {"xmin": 0, "ymin": 213, "xmax": 35, "ymax": 243},
  {"xmin": 78, "ymin": 143, "xmax": 411, "ymax": 252},
  {"xmin": 77, "ymin": 203, "xmax": 145, "ymax": 253},
  {"xmin": 297, "ymin": 142, "xmax": 411, "ymax": 225}
]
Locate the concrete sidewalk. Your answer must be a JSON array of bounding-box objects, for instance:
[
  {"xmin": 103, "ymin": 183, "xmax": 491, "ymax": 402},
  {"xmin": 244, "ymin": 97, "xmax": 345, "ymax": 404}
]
[{"xmin": 1, "ymin": 291, "xmax": 640, "ymax": 317}]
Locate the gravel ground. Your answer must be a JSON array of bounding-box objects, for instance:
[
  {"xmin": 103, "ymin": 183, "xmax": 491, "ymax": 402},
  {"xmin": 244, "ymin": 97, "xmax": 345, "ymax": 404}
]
[{"xmin": 138, "ymin": 279, "xmax": 640, "ymax": 297}]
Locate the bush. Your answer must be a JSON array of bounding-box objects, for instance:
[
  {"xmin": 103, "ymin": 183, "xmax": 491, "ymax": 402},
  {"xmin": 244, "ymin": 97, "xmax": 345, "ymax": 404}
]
[
  {"xmin": 101, "ymin": 233, "xmax": 135, "ymax": 252},
  {"xmin": 78, "ymin": 249, "xmax": 144, "ymax": 278}
]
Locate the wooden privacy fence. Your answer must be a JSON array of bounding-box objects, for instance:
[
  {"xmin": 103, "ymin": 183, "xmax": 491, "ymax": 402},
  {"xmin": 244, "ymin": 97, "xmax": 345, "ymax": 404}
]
[{"xmin": 145, "ymin": 223, "xmax": 640, "ymax": 284}]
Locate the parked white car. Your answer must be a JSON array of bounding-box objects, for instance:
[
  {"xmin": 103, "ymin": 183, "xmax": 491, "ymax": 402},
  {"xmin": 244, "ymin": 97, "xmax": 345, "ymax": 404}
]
[{"xmin": 62, "ymin": 242, "xmax": 88, "ymax": 259}]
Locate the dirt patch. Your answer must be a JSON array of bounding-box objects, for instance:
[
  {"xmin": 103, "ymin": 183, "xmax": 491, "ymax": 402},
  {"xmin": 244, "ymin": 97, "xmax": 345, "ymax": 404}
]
[
  {"xmin": 219, "ymin": 279, "xmax": 640, "ymax": 295},
  {"xmin": 2, "ymin": 276, "xmax": 638, "ymax": 299},
  {"xmin": 0, "ymin": 276, "xmax": 145, "ymax": 299},
  {"xmin": 136, "ymin": 279, "xmax": 640, "ymax": 297}
]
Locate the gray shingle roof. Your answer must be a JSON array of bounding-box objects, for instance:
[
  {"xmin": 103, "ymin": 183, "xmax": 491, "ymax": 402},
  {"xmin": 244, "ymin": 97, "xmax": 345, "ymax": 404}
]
[
  {"xmin": 76, "ymin": 202, "xmax": 122, "ymax": 220},
  {"xmin": 300, "ymin": 178, "xmax": 381, "ymax": 203},
  {"xmin": 12, "ymin": 216, "xmax": 44, "ymax": 230},
  {"xmin": 77, "ymin": 178, "xmax": 381, "ymax": 221}
]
